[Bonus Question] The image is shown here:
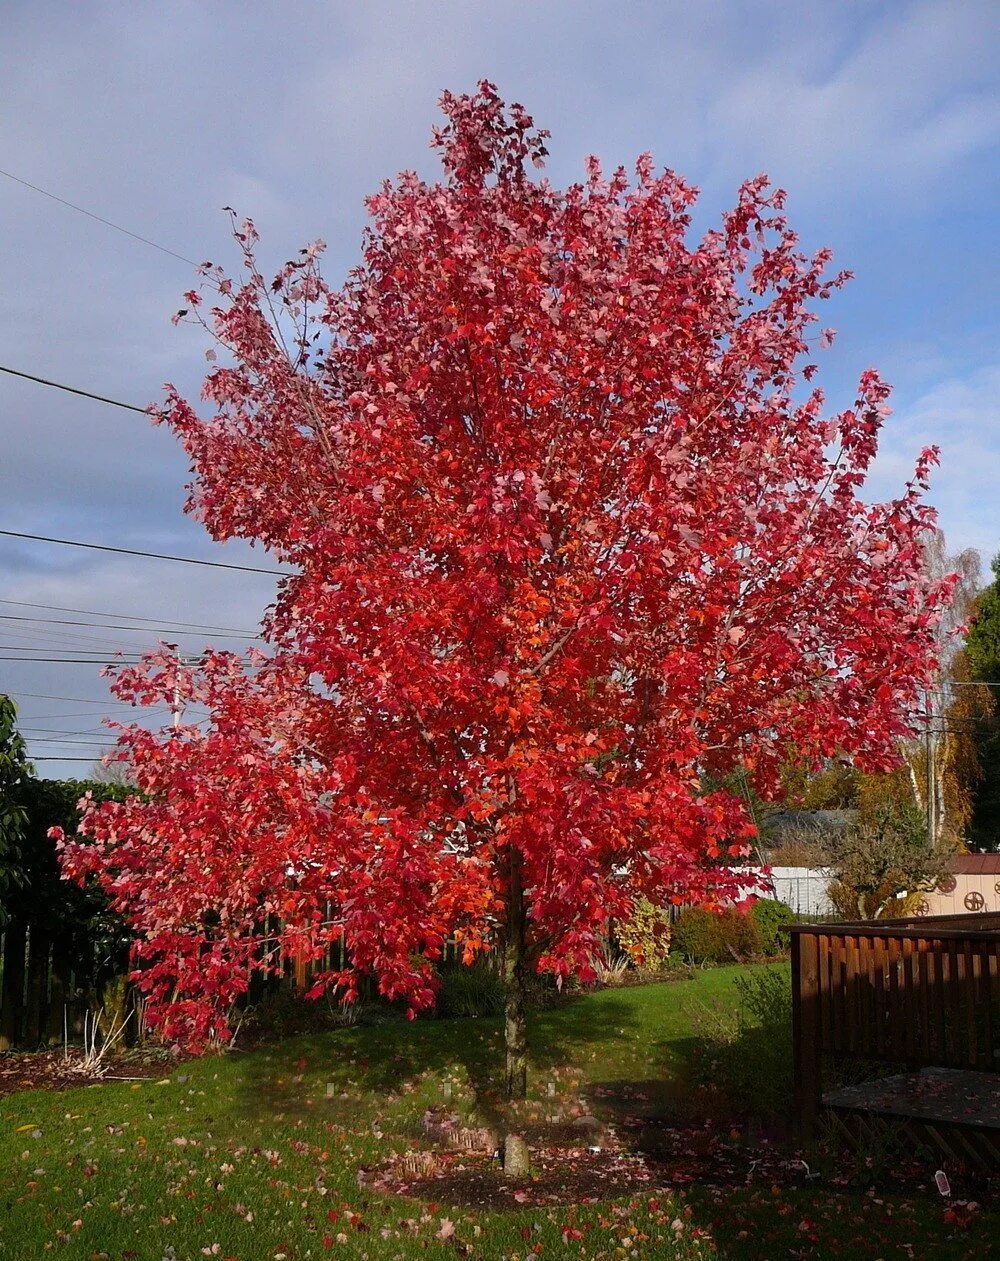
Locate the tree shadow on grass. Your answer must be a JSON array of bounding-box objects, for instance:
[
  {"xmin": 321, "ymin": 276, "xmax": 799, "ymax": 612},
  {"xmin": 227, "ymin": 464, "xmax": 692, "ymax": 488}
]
[{"xmin": 231, "ymin": 993, "xmax": 645, "ymax": 1138}]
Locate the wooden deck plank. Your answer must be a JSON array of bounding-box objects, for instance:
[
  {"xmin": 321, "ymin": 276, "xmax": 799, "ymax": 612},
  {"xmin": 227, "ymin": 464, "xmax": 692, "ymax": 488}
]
[{"xmin": 824, "ymin": 1067, "xmax": 1000, "ymax": 1132}]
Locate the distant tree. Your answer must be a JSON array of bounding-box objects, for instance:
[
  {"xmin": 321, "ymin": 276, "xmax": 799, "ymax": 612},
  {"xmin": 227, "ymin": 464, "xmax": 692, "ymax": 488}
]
[
  {"xmin": 0, "ymin": 694, "xmax": 31, "ymax": 924},
  {"xmin": 966, "ymin": 553, "xmax": 1000, "ymax": 848},
  {"xmin": 58, "ymin": 84, "xmax": 951, "ymax": 1098},
  {"xmin": 779, "ymin": 758, "xmax": 859, "ymax": 811},
  {"xmin": 967, "ymin": 553, "xmax": 1000, "ymax": 680},
  {"xmin": 905, "ymin": 534, "xmax": 981, "ymax": 847},
  {"xmin": 89, "ymin": 755, "xmax": 139, "ymax": 789},
  {"xmin": 855, "ymin": 765, "xmax": 915, "ymax": 824},
  {"xmin": 826, "ymin": 802, "xmax": 951, "ymax": 920}
]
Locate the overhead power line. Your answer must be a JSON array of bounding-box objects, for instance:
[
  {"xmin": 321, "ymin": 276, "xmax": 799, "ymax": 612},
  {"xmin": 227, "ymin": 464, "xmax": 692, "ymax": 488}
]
[
  {"xmin": 0, "ymin": 529, "xmax": 289, "ymax": 576},
  {"xmin": 0, "ymin": 655, "xmax": 144, "ymax": 663},
  {"xmin": 0, "ymin": 644, "xmax": 145, "ymax": 655},
  {"xmin": 0, "ymin": 690, "xmax": 169, "ymax": 707},
  {"xmin": 0, "ymin": 166, "xmax": 202, "ymax": 269},
  {"xmin": 21, "ymin": 708, "xmax": 169, "ymax": 721},
  {"xmin": 0, "ymin": 598, "xmax": 258, "ymax": 636},
  {"xmin": 0, "ymin": 364, "xmax": 149, "ymax": 415},
  {"xmin": 0, "ymin": 613, "xmax": 259, "ymax": 639},
  {"xmin": 24, "ymin": 737, "xmax": 115, "ymax": 748},
  {"xmin": 31, "ymin": 751, "xmax": 106, "ymax": 761}
]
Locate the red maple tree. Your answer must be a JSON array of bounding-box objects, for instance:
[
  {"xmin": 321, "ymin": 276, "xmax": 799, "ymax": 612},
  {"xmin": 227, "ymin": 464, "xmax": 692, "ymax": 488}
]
[{"xmin": 57, "ymin": 83, "xmax": 951, "ymax": 1093}]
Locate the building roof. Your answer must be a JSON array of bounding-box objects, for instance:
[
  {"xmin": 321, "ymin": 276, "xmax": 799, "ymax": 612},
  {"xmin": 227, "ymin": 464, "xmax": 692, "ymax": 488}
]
[
  {"xmin": 767, "ymin": 808, "xmax": 858, "ymax": 835},
  {"xmin": 952, "ymin": 853, "xmax": 1000, "ymax": 874}
]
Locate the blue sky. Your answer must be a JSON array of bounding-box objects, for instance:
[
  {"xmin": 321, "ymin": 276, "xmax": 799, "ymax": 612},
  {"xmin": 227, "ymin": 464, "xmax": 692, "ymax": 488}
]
[{"xmin": 1, "ymin": 0, "xmax": 997, "ymax": 773}]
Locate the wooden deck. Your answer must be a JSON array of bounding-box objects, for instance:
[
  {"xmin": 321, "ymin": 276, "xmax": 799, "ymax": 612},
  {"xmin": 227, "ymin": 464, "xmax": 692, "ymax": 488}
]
[
  {"xmin": 791, "ymin": 914, "xmax": 1000, "ymax": 1168},
  {"xmin": 825, "ymin": 1067, "xmax": 1000, "ymax": 1130}
]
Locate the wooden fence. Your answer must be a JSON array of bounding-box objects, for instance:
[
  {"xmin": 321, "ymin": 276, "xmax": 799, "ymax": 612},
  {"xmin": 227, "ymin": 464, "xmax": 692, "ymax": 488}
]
[
  {"xmin": 791, "ymin": 913, "xmax": 1000, "ymax": 1162},
  {"xmin": 0, "ymin": 919, "xmax": 101, "ymax": 1051},
  {"xmin": 0, "ymin": 915, "xmax": 496, "ymax": 1050}
]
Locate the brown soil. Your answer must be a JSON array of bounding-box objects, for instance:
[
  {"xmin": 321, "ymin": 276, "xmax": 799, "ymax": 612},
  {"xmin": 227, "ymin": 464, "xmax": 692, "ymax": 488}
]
[
  {"xmin": 363, "ymin": 1141, "xmax": 658, "ymax": 1208},
  {"xmin": 0, "ymin": 1047, "xmax": 183, "ymax": 1098}
]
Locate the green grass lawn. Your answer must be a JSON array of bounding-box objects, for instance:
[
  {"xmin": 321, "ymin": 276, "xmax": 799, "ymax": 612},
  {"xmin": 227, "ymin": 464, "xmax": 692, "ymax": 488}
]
[{"xmin": 1, "ymin": 965, "xmax": 995, "ymax": 1260}]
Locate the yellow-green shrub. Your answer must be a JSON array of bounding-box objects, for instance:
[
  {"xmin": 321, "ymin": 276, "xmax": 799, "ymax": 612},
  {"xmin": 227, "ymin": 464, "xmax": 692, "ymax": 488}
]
[{"xmin": 614, "ymin": 897, "xmax": 672, "ymax": 969}]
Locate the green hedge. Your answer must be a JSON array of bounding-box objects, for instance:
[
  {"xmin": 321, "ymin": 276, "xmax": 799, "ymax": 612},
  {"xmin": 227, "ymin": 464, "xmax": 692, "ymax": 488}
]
[
  {"xmin": 672, "ymin": 906, "xmax": 764, "ymax": 963},
  {"xmin": 749, "ymin": 898, "xmax": 796, "ymax": 954}
]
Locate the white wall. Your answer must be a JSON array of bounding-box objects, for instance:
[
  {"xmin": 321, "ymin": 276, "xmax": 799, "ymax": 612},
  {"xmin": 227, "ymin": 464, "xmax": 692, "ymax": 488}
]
[{"xmin": 757, "ymin": 866, "xmax": 836, "ymax": 916}]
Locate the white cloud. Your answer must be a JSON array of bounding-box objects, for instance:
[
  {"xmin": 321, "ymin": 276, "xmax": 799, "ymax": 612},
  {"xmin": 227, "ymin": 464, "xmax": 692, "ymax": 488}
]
[
  {"xmin": 873, "ymin": 363, "xmax": 1000, "ymax": 558},
  {"xmin": 702, "ymin": 1, "xmax": 999, "ymax": 203}
]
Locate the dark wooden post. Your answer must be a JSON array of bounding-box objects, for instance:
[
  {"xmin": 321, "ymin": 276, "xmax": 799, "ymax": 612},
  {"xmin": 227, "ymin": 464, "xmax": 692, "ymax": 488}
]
[
  {"xmin": 792, "ymin": 929, "xmax": 822, "ymax": 1141},
  {"xmin": 47, "ymin": 940, "xmax": 72, "ymax": 1046},
  {"xmin": 23, "ymin": 927, "xmax": 52, "ymax": 1049},
  {"xmin": 0, "ymin": 919, "xmax": 28, "ymax": 1050}
]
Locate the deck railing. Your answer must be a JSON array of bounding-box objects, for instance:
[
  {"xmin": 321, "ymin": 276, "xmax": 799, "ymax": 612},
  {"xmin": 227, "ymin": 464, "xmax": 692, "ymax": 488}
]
[{"xmin": 790, "ymin": 914, "xmax": 1000, "ymax": 1135}]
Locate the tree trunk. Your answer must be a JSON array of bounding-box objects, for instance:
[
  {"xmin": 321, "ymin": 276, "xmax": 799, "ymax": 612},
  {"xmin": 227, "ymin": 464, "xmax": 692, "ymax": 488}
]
[
  {"xmin": 504, "ymin": 849, "xmax": 528, "ymax": 1100},
  {"xmin": 935, "ymin": 727, "xmax": 949, "ymax": 846}
]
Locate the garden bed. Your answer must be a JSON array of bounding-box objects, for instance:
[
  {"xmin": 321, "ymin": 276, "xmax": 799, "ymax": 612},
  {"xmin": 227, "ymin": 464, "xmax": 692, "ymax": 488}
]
[{"xmin": 0, "ymin": 1045, "xmax": 183, "ymax": 1097}]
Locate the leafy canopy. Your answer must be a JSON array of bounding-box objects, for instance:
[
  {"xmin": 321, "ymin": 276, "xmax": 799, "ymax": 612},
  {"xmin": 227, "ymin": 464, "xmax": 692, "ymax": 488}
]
[{"xmin": 58, "ymin": 84, "xmax": 950, "ymax": 1049}]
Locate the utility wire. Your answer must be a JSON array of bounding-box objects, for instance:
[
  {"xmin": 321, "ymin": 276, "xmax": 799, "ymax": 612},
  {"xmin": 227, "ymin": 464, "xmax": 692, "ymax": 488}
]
[
  {"xmin": 0, "ymin": 627, "xmax": 127, "ymax": 655},
  {"xmin": 0, "ymin": 166, "xmax": 203, "ymax": 270},
  {"xmin": 0, "ymin": 645, "xmax": 209, "ymax": 662},
  {"xmin": 21, "ymin": 707, "xmax": 170, "ymax": 721},
  {"xmin": 0, "ymin": 644, "xmax": 145, "ymax": 655},
  {"xmin": 0, "ymin": 599, "xmax": 258, "ymax": 636},
  {"xmin": 24, "ymin": 737, "xmax": 119, "ymax": 748},
  {"xmin": 0, "ymin": 613, "xmax": 259, "ymax": 639},
  {"xmin": 0, "ymin": 365, "xmax": 149, "ymax": 414},
  {"xmin": 0, "ymin": 690, "xmax": 173, "ymax": 707},
  {"xmin": 0, "ymin": 529, "xmax": 289, "ymax": 576},
  {"xmin": 32, "ymin": 751, "xmax": 109, "ymax": 761},
  {"xmin": 0, "ymin": 620, "xmax": 156, "ymax": 654},
  {"xmin": 0, "ymin": 655, "xmax": 145, "ymax": 663}
]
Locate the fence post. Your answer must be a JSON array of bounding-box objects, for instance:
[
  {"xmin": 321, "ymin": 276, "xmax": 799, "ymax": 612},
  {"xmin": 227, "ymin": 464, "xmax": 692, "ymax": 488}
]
[
  {"xmin": 792, "ymin": 929, "xmax": 822, "ymax": 1141},
  {"xmin": 23, "ymin": 927, "xmax": 52, "ymax": 1049},
  {"xmin": 47, "ymin": 940, "xmax": 72, "ymax": 1046},
  {"xmin": 0, "ymin": 920, "xmax": 28, "ymax": 1050}
]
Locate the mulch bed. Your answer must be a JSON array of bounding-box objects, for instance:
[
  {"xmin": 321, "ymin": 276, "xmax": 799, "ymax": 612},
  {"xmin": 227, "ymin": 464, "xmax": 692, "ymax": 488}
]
[
  {"xmin": 365, "ymin": 1142, "xmax": 657, "ymax": 1208},
  {"xmin": 0, "ymin": 1047, "xmax": 184, "ymax": 1098}
]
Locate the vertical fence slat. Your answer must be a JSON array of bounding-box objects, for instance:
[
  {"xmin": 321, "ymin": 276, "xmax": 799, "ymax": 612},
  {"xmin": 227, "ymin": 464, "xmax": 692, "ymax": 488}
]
[
  {"xmin": 0, "ymin": 920, "xmax": 27, "ymax": 1050},
  {"xmin": 902, "ymin": 938, "xmax": 918, "ymax": 1064},
  {"xmin": 793, "ymin": 931, "xmax": 822, "ymax": 1139},
  {"xmin": 874, "ymin": 935, "xmax": 887, "ymax": 1058},
  {"xmin": 964, "ymin": 941, "xmax": 979, "ymax": 1068},
  {"xmin": 947, "ymin": 940, "xmax": 962, "ymax": 1067},
  {"xmin": 819, "ymin": 933, "xmax": 833, "ymax": 1053},
  {"xmin": 23, "ymin": 926, "xmax": 52, "ymax": 1049},
  {"xmin": 989, "ymin": 945, "xmax": 1000, "ymax": 1071},
  {"xmin": 930, "ymin": 941, "xmax": 945, "ymax": 1062},
  {"xmin": 920, "ymin": 943, "xmax": 933, "ymax": 1061}
]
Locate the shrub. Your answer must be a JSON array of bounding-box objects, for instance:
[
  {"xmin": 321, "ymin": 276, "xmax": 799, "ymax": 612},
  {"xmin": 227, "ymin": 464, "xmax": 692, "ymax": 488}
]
[
  {"xmin": 825, "ymin": 802, "xmax": 950, "ymax": 920},
  {"xmin": 240, "ymin": 987, "xmax": 338, "ymax": 1038},
  {"xmin": 240, "ymin": 986, "xmax": 400, "ymax": 1039},
  {"xmin": 692, "ymin": 966, "xmax": 793, "ymax": 1121},
  {"xmin": 437, "ymin": 960, "xmax": 507, "ymax": 1018},
  {"xmin": 672, "ymin": 906, "xmax": 764, "ymax": 964},
  {"xmin": 614, "ymin": 896, "xmax": 672, "ymax": 969},
  {"xmin": 750, "ymin": 899, "xmax": 796, "ymax": 954}
]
